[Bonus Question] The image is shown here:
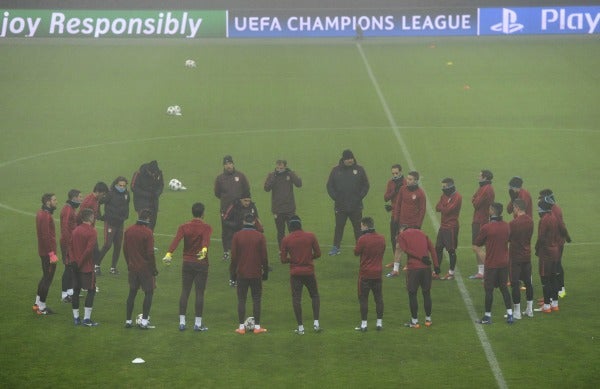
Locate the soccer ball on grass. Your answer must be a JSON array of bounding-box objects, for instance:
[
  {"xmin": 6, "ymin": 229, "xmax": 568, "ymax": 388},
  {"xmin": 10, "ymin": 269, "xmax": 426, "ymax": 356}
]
[
  {"xmin": 168, "ymin": 178, "xmax": 187, "ymax": 191},
  {"xmin": 244, "ymin": 316, "xmax": 255, "ymax": 331}
]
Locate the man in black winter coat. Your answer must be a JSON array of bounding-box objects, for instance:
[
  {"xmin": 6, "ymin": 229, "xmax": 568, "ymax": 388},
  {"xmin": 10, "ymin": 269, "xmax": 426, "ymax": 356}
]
[{"xmin": 131, "ymin": 160, "xmax": 164, "ymax": 231}]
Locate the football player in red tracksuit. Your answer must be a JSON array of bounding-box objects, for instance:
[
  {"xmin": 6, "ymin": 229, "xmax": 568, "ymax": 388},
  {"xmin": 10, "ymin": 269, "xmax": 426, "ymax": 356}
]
[
  {"xmin": 384, "ymin": 164, "xmax": 404, "ymax": 253},
  {"xmin": 473, "ymin": 203, "xmax": 513, "ymax": 325},
  {"xmin": 395, "ymin": 224, "xmax": 439, "ymax": 328},
  {"xmin": 538, "ymin": 189, "xmax": 571, "ymax": 298},
  {"xmin": 353, "ymin": 217, "xmax": 386, "ymax": 332},
  {"xmin": 70, "ymin": 208, "xmax": 99, "ymax": 326},
  {"xmin": 123, "ymin": 209, "xmax": 157, "ymax": 329},
  {"xmin": 535, "ymin": 198, "xmax": 568, "ymax": 313},
  {"xmin": 280, "ymin": 215, "xmax": 322, "ymax": 335},
  {"xmin": 508, "ymin": 199, "xmax": 534, "ymax": 319},
  {"xmin": 33, "ymin": 193, "xmax": 59, "ymax": 315},
  {"xmin": 230, "ymin": 213, "xmax": 269, "ymax": 334},
  {"xmin": 470, "ymin": 170, "xmax": 495, "ymax": 279},
  {"xmin": 59, "ymin": 189, "xmax": 82, "ymax": 303},
  {"xmin": 214, "ymin": 155, "xmax": 250, "ymax": 260},
  {"xmin": 434, "ymin": 178, "xmax": 462, "ymax": 280},
  {"xmin": 506, "ymin": 176, "xmax": 533, "ymax": 218},
  {"xmin": 264, "ymin": 159, "xmax": 302, "ymax": 249},
  {"xmin": 388, "ymin": 171, "xmax": 425, "ymax": 277},
  {"xmin": 163, "ymin": 203, "xmax": 213, "ymax": 332}
]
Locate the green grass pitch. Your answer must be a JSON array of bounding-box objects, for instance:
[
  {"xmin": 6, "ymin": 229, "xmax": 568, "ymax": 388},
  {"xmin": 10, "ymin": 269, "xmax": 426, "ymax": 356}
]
[{"xmin": 0, "ymin": 35, "xmax": 599, "ymax": 388}]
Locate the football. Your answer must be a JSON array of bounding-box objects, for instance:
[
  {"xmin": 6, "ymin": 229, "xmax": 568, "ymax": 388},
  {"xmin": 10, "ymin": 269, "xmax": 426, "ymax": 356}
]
[
  {"xmin": 185, "ymin": 59, "xmax": 196, "ymax": 68},
  {"xmin": 244, "ymin": 316, "xmax": 255, "ymax": 331},
  {"xmin": 135, "ymin": 313, "xmax": 149, "ymax": 326},
  {"xmin": 166, "ymin": 105, "xmax": 182, "ymax": 116},
  {"xmin": 169, "ymin": 178, "xmax": 183, "ymax": 191}
]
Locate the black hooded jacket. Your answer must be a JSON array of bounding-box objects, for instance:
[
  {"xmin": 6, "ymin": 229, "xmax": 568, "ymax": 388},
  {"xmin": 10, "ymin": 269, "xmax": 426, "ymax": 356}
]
[
  {"xmin": 326, "ymin": 158, "xmax": 370, "ymax": 212},
  {"xmin": 131, "ymin": 160, "xmax": 164, "ymax": 211}
]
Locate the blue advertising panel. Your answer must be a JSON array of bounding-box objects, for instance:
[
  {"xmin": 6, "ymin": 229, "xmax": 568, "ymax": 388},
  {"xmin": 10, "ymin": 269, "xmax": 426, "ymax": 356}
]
[
  {"xmin": 479, "ymin": 6, "xmax": 600, "ymax": 35},
  {"xmin": 228, "ymin": 9, "xmax": 477, "ymax": 38}
]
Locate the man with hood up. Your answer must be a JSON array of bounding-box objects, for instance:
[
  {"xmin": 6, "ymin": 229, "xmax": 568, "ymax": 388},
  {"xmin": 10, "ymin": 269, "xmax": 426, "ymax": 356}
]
[
  {"xmin": 326, "ymin": 149, "xmax": 370, "ymax": 256},
  {"xmin": 131, "ymin": 160, "xmax": 164, "ymax": 231}
]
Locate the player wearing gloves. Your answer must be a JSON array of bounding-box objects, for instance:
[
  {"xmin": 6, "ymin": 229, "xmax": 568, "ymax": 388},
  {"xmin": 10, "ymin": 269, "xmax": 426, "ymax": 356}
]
[
  {"xmin": 33, "ymin": 193, "xmax": 59, "ymax": 315},
  {"xmin": 124, "ymin": 209, "xmax": 158, "ymax": 329},
  {"xmin": 230, "ymin": 213, "xmax": 269, "ymax": 334},
  {"xmin": 163, "ymin": 202, "xmax": 212, "ymax": 331},
  {"xmin": 395, "ymin": 224, "xmax": 439, "ymax": 328},
  {"xmin": 280, "ymin": 215, "xmax": 322, "ymax": 335}
]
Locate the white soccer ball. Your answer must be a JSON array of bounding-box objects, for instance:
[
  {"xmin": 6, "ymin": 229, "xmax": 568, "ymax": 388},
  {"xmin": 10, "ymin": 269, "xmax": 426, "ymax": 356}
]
[
  {"xmin": 166, "ymin": 105, "xmax": 182, "ymax": 116},
  {"xmin": 135, "ymin": 313, "xmax": 149, "ymax": 326},
  {"xmin": 244, "ymin": 316, "xmax": 255, "ymax": 331},
  {"xmin": 185, "ymin": 59, "xmax": 196, "ymax": 68},
  {"xmin": 169, "ymin": 178, "xmax": 183, "ymax": 191}
]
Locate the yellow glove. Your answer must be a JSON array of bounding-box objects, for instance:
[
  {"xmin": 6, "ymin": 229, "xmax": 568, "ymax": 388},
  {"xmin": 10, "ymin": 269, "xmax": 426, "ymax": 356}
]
[
  {"xmin": 197, "ymin": 247, "xmax": 208, "ymax": 260},
  {"xmin": 162, "ymin": 252, "xmax": 172, "ymax": 265}
]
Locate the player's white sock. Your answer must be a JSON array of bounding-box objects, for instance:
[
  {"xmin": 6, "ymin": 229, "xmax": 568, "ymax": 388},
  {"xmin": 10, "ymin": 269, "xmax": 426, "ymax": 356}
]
[
  {"xmin": 239, "ymin": 324, "xmax": 245, "ymax": 330},
  {"xmin": 254, "ymin": 324, "xmax": 261, "ymax": 330},
  {"xmin": 526, "ymin": 300, "xmax": 533, "ymax": 311},
  {"xmin": 361, "ymin": 320, "xmax": 367, "ymax": 328},
  {"xmin": 298, "ymin": 324, "xmax": 304, "ymax": 332},
  {"xmin": 485, "ymin": 312, "xmax": 491, "ymax": 318},
  {"xmin": 61, "ymin": 291, "xmax": 67, "ymax": 299},
  {"xmin": 448, "ymin": 270, "xmax": 454, "ymax": 275},
  {"xmin": 507, "ymin": 308, "xmax": 513, "ymax": 316},
  {"xmin": 141, "ymin": 318, "xmax": 148, "ymax": 326},
  {"xmin": 411, "ymin": 318, "xmax": 418, "ymax": 324},
  {"xmin": 84, "ymin": 307, "xmax": 92, "ymax": 320},
  {"xmin": 376, "ymin": 319, "xmax": 382, "ymax": 327},
  {"xmin": 425, "ymin": 316, "xmax": 431, "ymax": 322},
  {"xmin": 35, "ymin": 295, "xmax": 41, "ymax": 305},
  {"xmin": 38, "ymin": 301, "xmax": 46, "ymax": 310},
  {"xmin": 393, "ymin": 262, "xmax": 400, "ymax": 272},
  {"xmin": 67, "ymin": 288, "xmax": 73, "ymax": 296},
  {"xmin": 478, "ymin": 265, "xmax": 484, "ymax": 275},
  {"xmin": 179, "ymin": 315, "xmax": 186, "ymax": 325},
  {"xmin": 73, "ymin": 309, "xmax": 80, "ymax": 319},
  {"xmin": 195, "ymin": 317, "xmax": 202, "ymax": 327},
  {"xmin": 313, "ymin": 320, "xmax": 319, "ymax": 328}
]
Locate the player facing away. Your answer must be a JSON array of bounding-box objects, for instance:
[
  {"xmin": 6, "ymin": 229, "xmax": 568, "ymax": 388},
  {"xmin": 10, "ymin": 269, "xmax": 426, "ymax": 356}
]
[
  {"xmin": 470, "ymin": 170, "xmax": 495, "ymax": 280},
  {"xmin": 353, "ymin": 217, "xmax": 385, "ymax": 332},
  {"xmin": 59, "ymin": 189, "xmax": 82, "ymax": 303},
  {"xmin": 534, "ymin": 197, "xmax": 567, "ymax": 314},
  {"xmin": 163, "ymin": 202, "xmax": 213, "ymax": 332},
  {"xmin": 33, "ymin": 193, "xmax": 59, "ymax": 315},
  {"xmin": 434, "ymin": 178, "xmax": 462, "ymax": 280},
  {"xmin": 230, "ymin": 213, "xmax": 269, "ymax": 334},
  {"xmin": 280, "ymin": 215, "xmax": 322, "ymax": 335},
  {"xmin": 474, "ymin": 203, "xmax": 514, "ymax": 325},
  {"xmin": 123, "ymin": 209, "xmax": 158, "ymax": 329},
  {"xmin": 395, "ymin": 224, "xmax": 439, "ymax": 328},
  {"xmin": 70, "ymin": 208, "xmax": 100, "ymax": 326},
  {"xmin": 507, "ymin": 199, "xmax": 535, "ymax": 319}
]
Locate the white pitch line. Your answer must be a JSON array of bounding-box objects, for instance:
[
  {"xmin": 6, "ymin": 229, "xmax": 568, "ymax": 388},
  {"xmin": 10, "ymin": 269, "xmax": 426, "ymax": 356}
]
[{"xmin": 356, "ymin": 42, "xmax": 508, "ymax": 389}]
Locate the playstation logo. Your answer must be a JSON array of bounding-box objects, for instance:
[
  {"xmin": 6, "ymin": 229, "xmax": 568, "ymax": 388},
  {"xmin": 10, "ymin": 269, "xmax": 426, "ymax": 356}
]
[{"xmin": 491, "ymin": 8, "xmax": 524, "ymax": 34}]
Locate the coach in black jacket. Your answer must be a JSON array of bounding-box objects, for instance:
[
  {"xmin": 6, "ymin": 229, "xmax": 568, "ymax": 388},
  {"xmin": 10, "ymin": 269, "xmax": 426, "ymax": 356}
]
[
  {"xmin": 326, "ymin": 149, "xmax": 370, "ymax": 255},
  {"xmin": 131, "ymin": 160, "xmax": 164, "ymax": 231}
]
